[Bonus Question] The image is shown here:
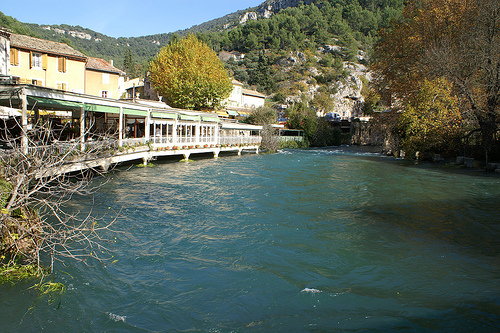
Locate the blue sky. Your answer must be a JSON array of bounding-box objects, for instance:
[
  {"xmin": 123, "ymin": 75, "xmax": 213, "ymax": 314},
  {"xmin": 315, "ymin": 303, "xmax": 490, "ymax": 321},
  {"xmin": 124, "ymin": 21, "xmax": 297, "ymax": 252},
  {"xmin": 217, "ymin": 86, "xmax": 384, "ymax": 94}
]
[{"xmin": 1, "ymin": 0, "xmax": 264, "ymax": 38}]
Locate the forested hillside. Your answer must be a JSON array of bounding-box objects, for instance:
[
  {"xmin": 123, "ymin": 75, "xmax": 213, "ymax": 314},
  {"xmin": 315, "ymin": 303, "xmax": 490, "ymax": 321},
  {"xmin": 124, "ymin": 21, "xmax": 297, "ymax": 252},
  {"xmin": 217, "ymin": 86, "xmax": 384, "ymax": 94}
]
[{"xmin": 1, "ymin": 0, "xmax": 403, "ymax": 79}]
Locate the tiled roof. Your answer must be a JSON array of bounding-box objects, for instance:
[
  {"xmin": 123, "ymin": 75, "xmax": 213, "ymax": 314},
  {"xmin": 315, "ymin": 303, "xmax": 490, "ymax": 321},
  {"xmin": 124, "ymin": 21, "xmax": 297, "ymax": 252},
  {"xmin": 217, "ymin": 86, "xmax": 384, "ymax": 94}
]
[
  {"xmin": 10, "ymin": 34, "xmax": 87, "ymax": 60},
  {"xmin": 86, "ymin": 57, "xmax": 126, "ymax": 75},
  {"xmin": 242, "ymin": 88, "xmax": 266, "ymax": 98}
]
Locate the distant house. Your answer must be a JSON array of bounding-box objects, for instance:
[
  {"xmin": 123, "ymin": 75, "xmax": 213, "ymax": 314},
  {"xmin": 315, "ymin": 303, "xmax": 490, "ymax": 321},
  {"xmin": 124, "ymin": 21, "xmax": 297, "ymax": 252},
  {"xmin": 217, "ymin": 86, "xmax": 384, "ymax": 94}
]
[
  {"xmin": 226, "ymin": 79, "xmax": 244, "ymax": 108},
  {"xmin": 223, "ymin": 79, "xmax": 266, "ymax": 117},
  {"xmin": 123, "ymin": 74, "xmax": 160, "ymax": 102},
  {"xmin": 9, "ymin": 33, "xmax": 87, "ymax": 93},
  {"xmin": 85, "ymin": 57, "xmax": 126, "ymax": 99},
  {"xmin": 242, "ymin": 88, "xmax": 266, "ymax": 109},
  {"xmin": 218, "ymin": 51, "xmax": 245, "ymax": 62}
]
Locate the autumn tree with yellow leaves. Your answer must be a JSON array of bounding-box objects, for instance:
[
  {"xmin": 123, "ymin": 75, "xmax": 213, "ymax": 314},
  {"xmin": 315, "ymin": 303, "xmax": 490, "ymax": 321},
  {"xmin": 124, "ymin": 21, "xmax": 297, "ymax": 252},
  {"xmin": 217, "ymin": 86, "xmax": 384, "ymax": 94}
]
[
  {"xmin": 149, "ymin": 35, "xmax": 233, "ymax": 110},
  {"xmin": 373, "ymin": 0, "xmax": 500, "ymax": 161}
]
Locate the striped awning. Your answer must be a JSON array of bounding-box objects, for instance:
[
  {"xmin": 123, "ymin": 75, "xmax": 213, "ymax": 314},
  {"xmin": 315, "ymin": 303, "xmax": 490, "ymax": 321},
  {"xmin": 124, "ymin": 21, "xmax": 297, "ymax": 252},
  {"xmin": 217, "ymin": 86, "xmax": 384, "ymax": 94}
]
[
  {"xmin": 152, "ymin": 111, "xmax": 178, "ymax": 120},
  {"xmin": 201, "ymin": 115, "xmax": 220, "ymax": 122},
  {"xmin": 179, "ymin": 114, "xmax": 201, "ymax": 121},
  {"xmin": 226, "ymin": 110, "xmax": 239, "ymax": 116}
]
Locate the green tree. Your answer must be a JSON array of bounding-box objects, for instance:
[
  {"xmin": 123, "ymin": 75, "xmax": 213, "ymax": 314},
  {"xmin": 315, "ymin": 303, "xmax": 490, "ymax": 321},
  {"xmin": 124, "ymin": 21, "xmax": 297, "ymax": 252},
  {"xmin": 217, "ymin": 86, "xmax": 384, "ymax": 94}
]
[
  {"xmin": 123, "ymin": 49, "xmax": 136, "ymax": 78},
  {"xmin": 246, "ymin": 107, "xmax": 279, "ymax": 153},
  {"xmin": 399, "ymin": 78, "xmax": 465, "ymax": 158},
  {"xmin": 286, "ymin": 99, "xmax": 318, "ymax": 143},
  {"xmin": 149, "ymin": 34, "xmax": 233, "ymax": 110}
]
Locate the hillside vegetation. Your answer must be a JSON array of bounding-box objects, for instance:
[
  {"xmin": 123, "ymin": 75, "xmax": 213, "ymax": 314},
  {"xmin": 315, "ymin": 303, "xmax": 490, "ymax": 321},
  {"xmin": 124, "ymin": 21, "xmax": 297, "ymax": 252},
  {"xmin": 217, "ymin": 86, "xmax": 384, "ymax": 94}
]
[{"xmin": 1, "ymin": 0, "xmax": 403, "ymax": 80}]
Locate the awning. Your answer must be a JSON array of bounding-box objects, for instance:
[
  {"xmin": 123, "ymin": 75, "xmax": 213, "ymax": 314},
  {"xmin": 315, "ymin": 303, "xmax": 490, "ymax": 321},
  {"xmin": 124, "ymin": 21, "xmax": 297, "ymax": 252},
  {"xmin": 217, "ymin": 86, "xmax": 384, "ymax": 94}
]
[
  {"xmin": 123, "ymin": 108, "xmax": 148, "ymax": 117},
  {"xmin": 84, "ymin": 104, "xmax": 120, "ymax": 114},
  {"xmin": 28, "ymin": 96, "xmax": 83, "ymax": 110},
  {"xmin": 221, "ymin": 122, "xmax": 263, "ymax": 130},
  {"xmin": 179, "ymin": 114, "xmax": 201, "ymax": 121},
  {"xmin": 216, "ymin": 110, "xmax": 229, "ymax": 117},
  {"xmin": 0, "ymin": 106, "xmax": 21, "ymax": 119},
  {"xmin": 226, "ymin": 110, "xmax": 239, "ymax": 116},
  {"xmin": 201, "ymin": 115, "xmax": 220, "ymax": 123},
  {"xmin": 151, "ymin": 111, "xmax": 178, "ymax": 120}
]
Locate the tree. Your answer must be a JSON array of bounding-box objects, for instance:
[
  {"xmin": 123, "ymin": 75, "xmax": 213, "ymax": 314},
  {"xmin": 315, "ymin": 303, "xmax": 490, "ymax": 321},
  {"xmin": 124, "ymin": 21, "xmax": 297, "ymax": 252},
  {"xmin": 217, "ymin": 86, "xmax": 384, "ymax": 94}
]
[
  {"xmin": 399, "ymin": 78, "xmax": 465, "ymax": 158},
  {"xmin": 246, "ymin": 107, "xmax": 279, "ymax": 153},
  {"xmin": 123, "ymin": 49, "xmax": 136, "ymax": 78},
  {"xmin": 149, "ymin": 34, "xmax": 233, "ymax": 110},
  {"xmin": 374, "ymin": 0, "xmax": 500, "ymax": 161},
  {"xmin": 0, "ymin": 119, "xmax": 117, "ymax": 282}
]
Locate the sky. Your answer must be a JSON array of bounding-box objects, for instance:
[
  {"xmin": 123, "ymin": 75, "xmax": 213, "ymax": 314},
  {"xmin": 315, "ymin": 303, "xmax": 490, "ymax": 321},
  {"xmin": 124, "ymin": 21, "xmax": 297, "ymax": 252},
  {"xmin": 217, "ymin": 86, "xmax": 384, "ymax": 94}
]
[{"xmin": 1, "ymin": 0, "xmax": 265, "ymax": 38}]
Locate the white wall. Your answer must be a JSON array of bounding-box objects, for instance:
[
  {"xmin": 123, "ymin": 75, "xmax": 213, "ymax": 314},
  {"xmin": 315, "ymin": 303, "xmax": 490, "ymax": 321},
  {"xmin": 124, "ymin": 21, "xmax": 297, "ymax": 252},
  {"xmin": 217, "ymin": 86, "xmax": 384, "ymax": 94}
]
[{"xmin": 0, "ymin": 34, "xmax": 10, "ymax": 76}]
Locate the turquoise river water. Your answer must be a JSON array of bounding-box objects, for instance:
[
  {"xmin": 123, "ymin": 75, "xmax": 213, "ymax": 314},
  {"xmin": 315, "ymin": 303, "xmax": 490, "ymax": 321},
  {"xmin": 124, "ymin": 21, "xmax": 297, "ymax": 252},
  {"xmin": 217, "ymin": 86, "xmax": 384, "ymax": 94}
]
[{"xmin": 1, "ymin": 147, "xmax": 500, "ymax": 332}]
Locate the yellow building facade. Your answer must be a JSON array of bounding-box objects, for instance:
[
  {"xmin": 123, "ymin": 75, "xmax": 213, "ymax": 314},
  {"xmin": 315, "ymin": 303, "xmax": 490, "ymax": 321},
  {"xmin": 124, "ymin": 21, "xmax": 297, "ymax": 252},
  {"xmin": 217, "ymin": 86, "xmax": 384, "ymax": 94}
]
[
  {"xmin": 9, "ymin": 34, "xmax": 87, "ymax": 93},
  {"xmin": 85, "ymin": 57, "xmax": 125, "ymax": 99}
]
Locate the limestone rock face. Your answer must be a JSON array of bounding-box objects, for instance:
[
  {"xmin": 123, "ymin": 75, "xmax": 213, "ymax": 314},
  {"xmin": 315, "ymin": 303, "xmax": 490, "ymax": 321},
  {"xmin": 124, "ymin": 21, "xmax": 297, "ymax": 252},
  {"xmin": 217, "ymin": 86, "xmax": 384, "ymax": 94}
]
[
  {"xmin": 239, "ymin": 0, "xmax": 315, "ymax": 23},
  {"xmin": 330, "ymin": 63, "xmax": 369, "ymax": 119},
  {"xmin": 239, "ymin": 12, "xmax": 258, "ymax": 24}
]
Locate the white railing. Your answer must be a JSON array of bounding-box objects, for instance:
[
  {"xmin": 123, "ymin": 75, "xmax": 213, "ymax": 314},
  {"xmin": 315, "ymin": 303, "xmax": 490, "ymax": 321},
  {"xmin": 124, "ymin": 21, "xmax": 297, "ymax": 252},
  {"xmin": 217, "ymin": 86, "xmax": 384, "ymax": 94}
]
[
  {"xmin": 279, "ymin": 136, "xmax": 304, "ymax": 142},
  {"xmin": 25, "ymin": 134, "xmax": 261, "ymax": 158},
  {"xmin": 26, "ymin": 139, "xmax": 120, "ymax": 160},
  {"xmin": 121, "ymin": 138, "xmax": 148, "ymax": 146},
  {"xmin": 219, "ymin": 136, "xmax": 262, "ymax": 146}
]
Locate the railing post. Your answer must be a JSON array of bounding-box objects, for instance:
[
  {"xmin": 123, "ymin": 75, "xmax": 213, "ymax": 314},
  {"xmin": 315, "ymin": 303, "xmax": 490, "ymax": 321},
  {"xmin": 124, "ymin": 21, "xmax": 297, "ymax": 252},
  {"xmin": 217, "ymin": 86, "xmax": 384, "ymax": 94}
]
[
  {"xmin": 119, "ymin": 106, "xmax": 123, "ymax": 147},
  {"xmin": 21, "ymin": 87, "xmax": 28, "ymax": 155},
  {"xmin": 80, "ymin": 106, "xmax": 85, "ymax": 152},
  {"xmin": 145, "ymin": 109, "xmax": 151, "ymax": 143}
]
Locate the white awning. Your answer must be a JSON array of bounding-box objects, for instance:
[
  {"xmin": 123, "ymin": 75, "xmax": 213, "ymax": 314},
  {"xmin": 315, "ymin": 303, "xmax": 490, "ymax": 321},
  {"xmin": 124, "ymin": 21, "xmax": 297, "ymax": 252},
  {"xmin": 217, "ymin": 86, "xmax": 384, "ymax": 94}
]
[
  {"xmin": 0, "ymin": 106, "xmax": 22, "ymax": 119},
  {"xmin": 221, "ymin": 122, "xmax": 262, "ymax": 130}
]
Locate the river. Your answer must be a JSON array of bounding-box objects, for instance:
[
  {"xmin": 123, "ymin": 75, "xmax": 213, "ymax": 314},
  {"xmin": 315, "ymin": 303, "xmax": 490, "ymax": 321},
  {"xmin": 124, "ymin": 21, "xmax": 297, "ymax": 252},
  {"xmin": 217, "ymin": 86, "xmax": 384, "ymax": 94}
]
[{"xmin": 2, "ymin": 147, "xmax": 500, "ymax": 332}]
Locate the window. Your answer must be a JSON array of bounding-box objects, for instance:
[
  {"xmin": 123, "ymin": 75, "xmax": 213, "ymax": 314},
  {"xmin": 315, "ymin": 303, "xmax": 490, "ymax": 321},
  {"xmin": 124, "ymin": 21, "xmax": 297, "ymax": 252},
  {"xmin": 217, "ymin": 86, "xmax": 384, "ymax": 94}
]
[
  {"xmin": 10, "ymin": 49, "xmax": 19, "ymax": 66},
  {"xmin": 31, "ymin": 79, "xmax": 42, "ymax": 86},
  {"xmin": 102, "ymin": 73, "xmax": 110, "ymax": 84},
  {"xmin": 101, "ymin": 91, "xmax": 108, "ymax": 98},
  {"xmin": 57, "ymin": 82, "xmax": 67, "ymax": 91},
  {"xmin": 30, "ymin": 52, "xmax": 47, "ymax": 70},
  {"xmin": 31, "ymin": 52, "xmax": 42, "ymax": 69},
  {"xmin": 58, "ymin": 57, "xmax": 67, "ymax": 73}
]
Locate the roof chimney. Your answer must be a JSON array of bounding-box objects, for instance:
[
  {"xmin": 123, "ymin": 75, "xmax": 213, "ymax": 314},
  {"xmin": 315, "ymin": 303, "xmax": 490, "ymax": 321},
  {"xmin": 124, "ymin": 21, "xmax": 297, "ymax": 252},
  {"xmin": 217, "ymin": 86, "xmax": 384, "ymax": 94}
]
[{"xmin": 110, "ymin": 59, "xmax": 113, "ymax": 66}]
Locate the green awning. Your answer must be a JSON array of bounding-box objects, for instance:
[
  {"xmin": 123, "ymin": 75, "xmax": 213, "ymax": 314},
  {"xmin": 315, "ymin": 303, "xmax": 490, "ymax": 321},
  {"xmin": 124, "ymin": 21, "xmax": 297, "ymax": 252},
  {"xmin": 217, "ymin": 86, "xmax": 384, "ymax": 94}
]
[
  {"xmin": 226, "ymin": 110, "xmax": 239, "ymax": 116},
  {"xmin": 84, "ymin": 104, "xmax": 120, "ymax": 114},
  {"xmin": 123, "ymin": 108, "xmax": 148, "ymax": 117},
  {"xmin": 179, "ymin": 114, "xmax": 201, "ymax": 121},
  {"xmin": 201, "ymin": 115, "xmax": 220, "ymax": 123},
  {"xmin": 152, "ymin": 111, "xmax": 178, "ymax": 120},
  {"xmin": 28, "ymin": 96, "xmax": 83, "ymax": 110}
]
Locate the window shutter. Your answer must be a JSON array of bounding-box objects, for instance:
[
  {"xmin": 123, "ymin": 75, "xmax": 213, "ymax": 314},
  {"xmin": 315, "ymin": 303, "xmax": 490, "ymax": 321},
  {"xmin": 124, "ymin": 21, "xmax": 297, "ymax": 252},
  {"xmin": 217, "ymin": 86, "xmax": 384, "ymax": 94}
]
[
  {"xmin": 58, "ymin": 57, "xmax": 67, "ymax": 73},
  {"xmin": 42, "ymin": 54, "xmax": 48, "ymax": 70},
  {"xmin": 10, "ymin": 49, "xmax": 19, "ymax": 66},
  {"xmin": 30, "ymin": 52, "xmax": 33, "ymax": 68},
  {"xmin": 62, "ymin": 83, "xmax": 67, "ymax": 91}
]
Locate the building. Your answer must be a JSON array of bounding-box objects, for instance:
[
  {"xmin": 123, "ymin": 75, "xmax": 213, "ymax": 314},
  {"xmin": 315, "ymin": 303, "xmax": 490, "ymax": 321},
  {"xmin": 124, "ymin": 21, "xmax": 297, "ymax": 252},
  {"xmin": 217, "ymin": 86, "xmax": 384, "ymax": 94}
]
[
  {"xmin": 0, "ymin": 27, "xmax": 11, "ymax": 77},
  {"xmin": 226, "ymin": 79, "xmax": 266, "ymax": 109},
  {"xmin": 242, "ymin": 88, "xmax": 266, "ymax": 109},
  {"xmin": 226, "ymin": 79, "xmax": 244, "ymax": 108},
  {"xmin": 9, "ymin": 33, "xmax": 87, "ymax": 93},
  {"xmin": 218, "ymin": 51, "xmax": 245, "ymax": 62},
  {"xmin": 85, "ymin": 57, "xmax": 126, "ymax": 99}
]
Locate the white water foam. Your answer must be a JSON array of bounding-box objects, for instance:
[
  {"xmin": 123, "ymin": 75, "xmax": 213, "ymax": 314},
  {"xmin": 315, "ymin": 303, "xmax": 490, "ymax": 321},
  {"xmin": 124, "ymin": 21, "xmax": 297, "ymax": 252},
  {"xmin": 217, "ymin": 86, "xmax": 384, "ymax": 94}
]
[
  {"xmin": 109, "ymin": 312, "xmax": 127, "ymax": 323},
  {"xmin": 301, "ymin": 288, "xmax": 322, "ymax": 294}
]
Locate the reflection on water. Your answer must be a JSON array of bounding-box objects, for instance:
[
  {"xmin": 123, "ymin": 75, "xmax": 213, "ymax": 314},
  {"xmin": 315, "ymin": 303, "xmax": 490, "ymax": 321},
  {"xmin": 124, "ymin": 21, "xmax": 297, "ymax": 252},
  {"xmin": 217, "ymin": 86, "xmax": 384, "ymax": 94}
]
[{"xmin": 1, "ymin": 147, "xmax": 500, "ymax": 332}]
